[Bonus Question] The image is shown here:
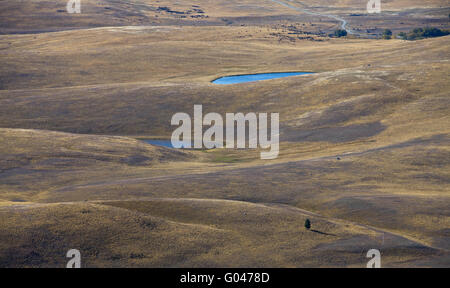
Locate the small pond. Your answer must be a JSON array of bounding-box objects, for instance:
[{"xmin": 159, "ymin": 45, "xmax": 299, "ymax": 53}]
[
  {"xmin": 142, "ymin": 139, "xmax": 175, "ymax": 148},
  {"xmin": 212, "ymin": 72, "xmax": 314, "ymax": 84}
]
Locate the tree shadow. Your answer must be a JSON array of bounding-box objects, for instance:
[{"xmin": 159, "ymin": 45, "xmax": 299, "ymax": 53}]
[{"xmin": 310, "ymin": 229, "xmax": 336, "ymax": 236}]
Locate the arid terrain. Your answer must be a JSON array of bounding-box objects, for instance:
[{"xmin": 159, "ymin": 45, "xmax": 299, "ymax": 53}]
[{"xmin": 0, "ymin": 0, "xmax": 449, "ymax": 267}]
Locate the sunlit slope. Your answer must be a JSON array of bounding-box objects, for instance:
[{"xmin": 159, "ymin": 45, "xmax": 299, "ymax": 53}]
[
  {"xmin": 0, "ymin": 29, "xmax": 448, "ymax": 140},
  {"xmin": 1, "ymin": 27, "xmax": 449, "ymax": 90},
  {"xmin": 0, "ymin": 199, "xmax": 444, "ymax": 267}
]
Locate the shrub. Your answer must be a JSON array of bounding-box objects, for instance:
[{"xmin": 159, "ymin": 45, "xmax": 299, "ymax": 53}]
[
  {"xmin": 398, "ymin": 32, "xmax": 407, "ymax": 40},
  {"xmin": 333, "ymin": 29, "xmax": 347, "ymax": 37},
  {"xmin": 400, "ymin": 27, "xmax": 450, "ymax": 40},
  {"xmin": 382, "ymin": 29, "xmax": 392, "ymax": 39},
  {"xmin": 304, "ymin": 219, "xmax": 311, "ymax": 230}
]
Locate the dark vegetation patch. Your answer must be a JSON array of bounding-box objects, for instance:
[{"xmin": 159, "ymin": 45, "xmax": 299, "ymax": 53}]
[
  {"xmin": 398, "ymin": 27, "xmax": 449, "ymax": 40},
  {"xmin": 330, "ymin": 29, "xmax": 347, "ymax": 38},
  {"xmin": 119, "ymin": 155, "xmax": 152, "ymax": 166},
  {"xmin": 156, "ymin": 6, "xmax": 207, "ymax": 18}
]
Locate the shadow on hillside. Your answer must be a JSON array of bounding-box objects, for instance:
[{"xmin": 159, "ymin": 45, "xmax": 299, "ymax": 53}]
[{"xmin": 310, "ymin": 229, "xmax": 336, "ymax": 236}]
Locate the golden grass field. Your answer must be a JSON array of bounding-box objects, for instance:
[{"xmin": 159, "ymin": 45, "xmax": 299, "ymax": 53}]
[{"xmin": 0, "ymin": 0, "xmax": 449, "ymax": 267}]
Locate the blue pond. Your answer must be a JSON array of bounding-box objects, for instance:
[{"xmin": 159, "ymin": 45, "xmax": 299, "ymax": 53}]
[
  {"xmin": 142, "ymin": 139, "xmax": 175, "ymax": 148},
  {"xmin": 142, "ymin": 139, "xmax": 218, "ymax": 149},
  {"xmin": 212, "ymin": 72, "xmax": 313, "ymax": 84}
]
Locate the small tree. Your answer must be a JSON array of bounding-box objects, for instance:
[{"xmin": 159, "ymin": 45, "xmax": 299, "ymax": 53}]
[
  {"xmin": 398, "ymin": 32, "xmax": 407, "ymax": 40},
  {"xmin": 304, "ymin": 219, "xmax": 311, "ymax": 230},
  {"xmin": 334, "ymin": 29, "xmax": 347, "ymax": 37},
  {"xmin": 382, "ymin": 29, "xmax": 392, "ymax": 39}
]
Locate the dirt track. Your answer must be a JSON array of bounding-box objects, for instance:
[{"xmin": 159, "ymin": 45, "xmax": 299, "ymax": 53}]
[{"xmin": 269, "ymin": 0, "xmax": 357, "ymax": 34}]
